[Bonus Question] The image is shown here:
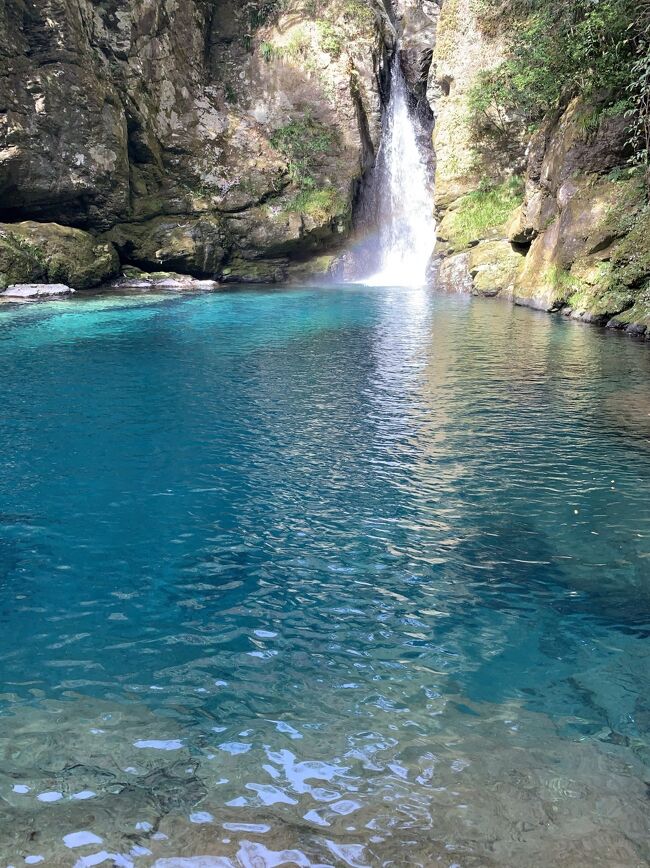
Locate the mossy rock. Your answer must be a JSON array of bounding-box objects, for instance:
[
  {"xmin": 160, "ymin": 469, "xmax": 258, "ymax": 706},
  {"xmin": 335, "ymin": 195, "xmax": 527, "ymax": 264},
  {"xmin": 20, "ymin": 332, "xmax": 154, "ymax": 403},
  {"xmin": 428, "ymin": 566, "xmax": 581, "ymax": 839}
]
[
  {"xmin": 608, "ymin": 204, "xmax": 650, "ymax": 292},
  {"xmin": 0, "ymin": 229, "xmax": 47, "ymax": 289},
  {"xmin": 286, "ymin": 254, "xmax": 337, "ymax": 283},
  {"xmin": 468, "ymin": 240, "xmax": 525, "ymax": 296},
  {"xmin": 105, "ymin": 216, "xmax": 230, "ymax": 277},
  {"xmin": 606, "ymin": 292, "xmax": 650, "ymax": 334},
  {"xmin": 220, "ymin": 257, "xmax": 287, "ymax": 284},
  {"xmin": 437, "ymin": 180, "xmax": 524, "ymax": 253},
  {"xmin": 0, "ymin": 222, "xmax": 119, "ymax": 290}
]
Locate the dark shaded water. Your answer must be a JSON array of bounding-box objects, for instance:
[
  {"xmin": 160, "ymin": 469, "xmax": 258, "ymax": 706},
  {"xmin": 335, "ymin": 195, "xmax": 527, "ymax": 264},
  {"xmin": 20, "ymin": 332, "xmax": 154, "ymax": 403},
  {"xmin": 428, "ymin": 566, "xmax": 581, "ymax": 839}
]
[{"xmin": 0, "ymin": 286, "xmax": 648, "ymax": 867}]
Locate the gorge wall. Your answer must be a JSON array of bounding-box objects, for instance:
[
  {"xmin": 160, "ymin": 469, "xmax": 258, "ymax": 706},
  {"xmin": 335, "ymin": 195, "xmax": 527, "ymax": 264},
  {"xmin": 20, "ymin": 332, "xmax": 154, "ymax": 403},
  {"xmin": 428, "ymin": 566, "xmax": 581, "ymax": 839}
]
[
  {"xmin": 2, "ymin": 0, "xmax": 648, "ymax": 334},
  {"xmin": 0, "ymin": 0, "xmax": 394, "ymax": 287},
  {"xmin": 431, "ymin": 0, "xmax": 650, "ymax": 336}
]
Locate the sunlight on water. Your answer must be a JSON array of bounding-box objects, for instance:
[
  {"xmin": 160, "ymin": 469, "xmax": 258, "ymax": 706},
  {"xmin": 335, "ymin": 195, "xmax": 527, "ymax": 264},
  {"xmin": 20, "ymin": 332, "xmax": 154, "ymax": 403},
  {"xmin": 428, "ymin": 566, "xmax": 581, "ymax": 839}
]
[{"xmin": 0, "ymin": 286, "xmax": 648, "ymax": 867}]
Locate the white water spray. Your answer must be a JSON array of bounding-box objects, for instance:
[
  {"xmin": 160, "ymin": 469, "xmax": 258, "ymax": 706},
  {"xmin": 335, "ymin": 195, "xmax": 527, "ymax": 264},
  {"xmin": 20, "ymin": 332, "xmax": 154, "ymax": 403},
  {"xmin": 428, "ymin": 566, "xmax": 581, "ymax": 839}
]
[{"xmin": 363, "ymin": 58, "xmax": 436, "ymax": 288}]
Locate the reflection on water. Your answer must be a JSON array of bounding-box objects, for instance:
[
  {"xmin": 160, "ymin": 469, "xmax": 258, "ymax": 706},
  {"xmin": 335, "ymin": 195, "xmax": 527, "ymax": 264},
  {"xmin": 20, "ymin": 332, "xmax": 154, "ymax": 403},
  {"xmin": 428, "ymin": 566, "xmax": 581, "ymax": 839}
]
[{"xmin": 0, "ymin": 287, "xmax": 648, "ymax": 866}]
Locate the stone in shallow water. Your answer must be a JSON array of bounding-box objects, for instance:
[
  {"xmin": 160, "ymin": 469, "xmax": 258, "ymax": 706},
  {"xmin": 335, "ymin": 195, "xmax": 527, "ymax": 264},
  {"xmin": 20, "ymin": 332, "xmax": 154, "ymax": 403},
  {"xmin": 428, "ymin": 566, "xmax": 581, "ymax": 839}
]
[
  {"xmin": 111, "ymin": 272, "xmax": 219, "ymax": 292},
  {"xmin": 2, "ymin": 283, "xmax": 74, "ymax": 298}
]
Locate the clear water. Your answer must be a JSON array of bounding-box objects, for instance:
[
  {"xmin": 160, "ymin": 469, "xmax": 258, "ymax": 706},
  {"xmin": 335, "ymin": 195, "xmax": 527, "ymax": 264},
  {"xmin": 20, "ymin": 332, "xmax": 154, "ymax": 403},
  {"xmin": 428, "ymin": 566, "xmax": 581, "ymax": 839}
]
[{"xmin": 0, "ymin": 286, "xmax": 649, "ymax": 868}]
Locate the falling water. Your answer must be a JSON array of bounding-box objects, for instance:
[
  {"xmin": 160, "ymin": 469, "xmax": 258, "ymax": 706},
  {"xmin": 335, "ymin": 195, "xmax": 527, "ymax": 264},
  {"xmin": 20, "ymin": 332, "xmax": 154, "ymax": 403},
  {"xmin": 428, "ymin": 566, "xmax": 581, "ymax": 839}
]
[{"xmin": 363, "ymin": 57, "xmax": 436, "ymax": 287}]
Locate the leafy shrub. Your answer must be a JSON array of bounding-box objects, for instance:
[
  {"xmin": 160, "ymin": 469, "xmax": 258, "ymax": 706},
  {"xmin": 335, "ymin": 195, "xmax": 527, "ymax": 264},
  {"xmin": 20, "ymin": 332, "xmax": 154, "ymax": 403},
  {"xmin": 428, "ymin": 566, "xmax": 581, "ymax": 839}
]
[
  {"xmin": 286, "ymin": 26, "xmax": 312, "ymax": 59},
  {"xmin": 468, "ymin": 0, "xmax": 646, "ymax": 146},
  {"xmin": 317, "ymin": 20, "xmax": 343, "ymax": 57},
  {"xmin": 626, "ymin": 3, "xmax": 650, "ymax": 186},
  {"xmin": 248, "ymin": 0, "xmax": 286, "ymax": 30},
  {"xmin": 341, "ymin": 0, "xmax": 374, "ymax": 27},
  {"xmin": 260, "ymin": 41, "xmax": 276, "ymax": 62},
  {"xmin": 270, "ymin": 117, "xmax": 337, "ymax": 188}
]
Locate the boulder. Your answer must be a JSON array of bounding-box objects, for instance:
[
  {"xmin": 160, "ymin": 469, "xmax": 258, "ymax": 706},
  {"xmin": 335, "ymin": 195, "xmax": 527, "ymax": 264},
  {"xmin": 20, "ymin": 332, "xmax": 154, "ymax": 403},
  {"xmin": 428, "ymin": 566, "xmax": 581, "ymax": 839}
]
[
  {"xmin": 0, "ymin": 222, "xmax": 120, "ymax": 290},
  {"xmin": 105, "ymin": 217, "xmax": 230, "ymax": 277},
  {"xmin": 468, "ymin": 240, "xmax": 524, "ymax": 296},
  {"xmin": 111, "ymin": 270, "xmax": 220, "ymax": 291}
]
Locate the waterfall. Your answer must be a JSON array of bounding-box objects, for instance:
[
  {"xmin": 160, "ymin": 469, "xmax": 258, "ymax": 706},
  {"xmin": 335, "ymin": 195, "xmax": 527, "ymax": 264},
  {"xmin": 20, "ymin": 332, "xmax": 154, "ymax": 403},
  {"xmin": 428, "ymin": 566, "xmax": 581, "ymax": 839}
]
[{"xmin": 361, "ymin": 56, "xmax": 436, "ymax": 288}]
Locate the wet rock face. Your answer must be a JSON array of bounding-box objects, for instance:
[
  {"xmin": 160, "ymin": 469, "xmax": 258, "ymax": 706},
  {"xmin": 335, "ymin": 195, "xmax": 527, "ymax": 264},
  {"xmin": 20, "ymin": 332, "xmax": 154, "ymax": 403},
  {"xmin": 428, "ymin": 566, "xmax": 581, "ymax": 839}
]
[
  {"xmin": 0, "ymin": 0, "xmax": 387, "ymax": 282},
  {"xmin": 394, "ymin": 0, "xmax": 438, "ymax": 118},
  {"xmin": 431, "ymin": 2, "xmax": 648, "ymax": 336},
  {"xmin": 0, "ymin": 1, "xmax": 130, "ymax": 229}
]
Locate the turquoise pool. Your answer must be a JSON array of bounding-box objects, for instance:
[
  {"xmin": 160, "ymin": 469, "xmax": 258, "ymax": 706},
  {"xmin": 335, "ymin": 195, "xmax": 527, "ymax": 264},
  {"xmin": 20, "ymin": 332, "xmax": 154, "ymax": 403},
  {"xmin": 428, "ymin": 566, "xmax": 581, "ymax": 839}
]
[{"xmin": 0, "ymin": 286, "xmax": 648, "ymax": 866}]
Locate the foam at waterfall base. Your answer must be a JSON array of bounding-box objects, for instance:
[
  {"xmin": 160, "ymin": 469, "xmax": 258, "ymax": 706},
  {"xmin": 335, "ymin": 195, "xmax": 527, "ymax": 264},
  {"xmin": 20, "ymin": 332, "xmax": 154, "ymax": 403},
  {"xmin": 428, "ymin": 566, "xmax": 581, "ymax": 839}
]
[{"xmin": 356, "ymin": 56, "xmax": 436, "ymax": 287}]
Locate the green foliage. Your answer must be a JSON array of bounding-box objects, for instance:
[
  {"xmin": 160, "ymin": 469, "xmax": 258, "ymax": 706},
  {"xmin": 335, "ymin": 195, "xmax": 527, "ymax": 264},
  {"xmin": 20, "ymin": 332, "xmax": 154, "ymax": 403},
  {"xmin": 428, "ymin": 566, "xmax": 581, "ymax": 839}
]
[
  {"xmin": 270, "ymin": 117, "xmax": 336, "ymax": 188},
  {"xmin": 548, "ymin": 265, "xmax": 581, "ymax": 297},
  {"xmin": 447, "ymin": 178, "xmax": 524, "ymax": 249},
  {"xmin": 260, "ymin": 40, "xmax": 276, "ymax": 62},
  {"xmin": 317, "ymin": 20, "xmax": 343, "ymax": 57},
  {"xmin": 284, "ymin": 26, "xmax": 312, "ymax": 60},
  {"xmin": 625, "ymin": 3, "xmax": 650, "ymax": 184},
  {"xmin": 286, "ymin": 187, "xmax": 345, "ymax": 220},
  {"xmin": 340, "ymin": 0, "xmax": 374, "ymax": 27},
  {"xmin": 224, "ymin": 83, "xmax": 237, "ymax": 105},
  {"xmin": 468, "ymin": 0, "xmax": 645, "ymax": 140},
  {"xmin": 247, "ymin": 0, "xmax": 286, "ymax": 30}
]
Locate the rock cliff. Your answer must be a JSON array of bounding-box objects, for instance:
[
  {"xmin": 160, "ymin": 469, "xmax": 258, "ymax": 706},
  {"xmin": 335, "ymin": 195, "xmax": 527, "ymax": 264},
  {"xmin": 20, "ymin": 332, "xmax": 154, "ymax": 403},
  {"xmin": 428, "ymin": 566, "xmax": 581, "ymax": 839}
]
[
  {"xmin": 432, "ymin": 0, "xmax": 650, "ymax": 337},
  {"xmin": 0, "ymin": 0, "xmax": 391, "ymax": 288}
]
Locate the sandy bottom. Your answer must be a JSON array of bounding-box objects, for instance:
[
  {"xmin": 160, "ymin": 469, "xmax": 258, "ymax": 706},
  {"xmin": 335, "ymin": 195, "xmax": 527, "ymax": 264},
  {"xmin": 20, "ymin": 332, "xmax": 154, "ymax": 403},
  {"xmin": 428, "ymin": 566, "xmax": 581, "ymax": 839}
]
[{"xmin": 1, "ymin": 693, "xmax": 648, "ymax": 868}]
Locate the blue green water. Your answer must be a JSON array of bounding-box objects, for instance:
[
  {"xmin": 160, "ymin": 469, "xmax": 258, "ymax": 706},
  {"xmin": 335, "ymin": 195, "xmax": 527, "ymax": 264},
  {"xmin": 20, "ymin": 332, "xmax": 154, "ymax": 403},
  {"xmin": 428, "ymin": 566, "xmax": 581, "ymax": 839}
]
[{"xmin": 0, "ymin": 286, "xmax": 648, "ymax": 867}]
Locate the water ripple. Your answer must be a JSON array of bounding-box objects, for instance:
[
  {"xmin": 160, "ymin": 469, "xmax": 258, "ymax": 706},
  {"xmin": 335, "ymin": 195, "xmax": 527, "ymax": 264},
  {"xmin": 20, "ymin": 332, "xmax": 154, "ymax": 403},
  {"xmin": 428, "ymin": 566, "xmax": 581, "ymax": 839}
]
[{"xmin": 0, "ymin": 287, "xmax": 648, "ymax": 865}]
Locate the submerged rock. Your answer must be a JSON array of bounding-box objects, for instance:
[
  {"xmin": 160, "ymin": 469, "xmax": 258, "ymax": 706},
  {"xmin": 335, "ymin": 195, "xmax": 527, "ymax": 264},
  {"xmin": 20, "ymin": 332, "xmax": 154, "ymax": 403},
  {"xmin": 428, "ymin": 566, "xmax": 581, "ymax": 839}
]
[{"xmin": 1, "ymin": 283, "xmax": 74, "ymax": 298}]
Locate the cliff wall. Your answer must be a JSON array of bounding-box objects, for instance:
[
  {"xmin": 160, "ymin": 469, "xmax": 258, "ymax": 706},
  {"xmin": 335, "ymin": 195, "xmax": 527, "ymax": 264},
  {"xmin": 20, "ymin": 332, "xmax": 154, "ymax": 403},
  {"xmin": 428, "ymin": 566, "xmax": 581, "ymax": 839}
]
[
  {"xmin": 432, "ymin": 0, "xmax": 650, "ymax": 337},
  {"xmin": 0, "ymin": 0, "xmax": 390, "ymax": 287}
]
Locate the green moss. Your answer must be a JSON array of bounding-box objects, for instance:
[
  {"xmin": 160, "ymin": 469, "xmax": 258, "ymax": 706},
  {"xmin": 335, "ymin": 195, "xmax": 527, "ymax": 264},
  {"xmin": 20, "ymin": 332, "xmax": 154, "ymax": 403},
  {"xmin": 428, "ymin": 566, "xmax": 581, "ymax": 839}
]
[
  {"xmin": 0, "ymin": 231, "xmax": 46, "ymax": 288},
  {"xmin": 444, "ymin": 178, "xmax": 524, "ymax": 249},
  {"xmin": 548, "ymin": 264, "xmax": 581, "ymax": 295},
  {"xmin": 434, "ymin": 0, "xmax": 461, "ymax": 63},
  {"xmin": 285, "ymin": 187, "xmax": 345, "ymax": 220},
  {"xmin": 609, "ymin": 205, "xmax": 650, "ymax": 289},
  {"xmin": 607, "ymin": 289, "xmax": 650, "ymax": 326},
  {"xmin": 567, "ymin": 284, "xmax": 635, "ymax": 316},
  {"xmin": 4, "ymin": 231, "xmax": 47, "ymax": 267}
]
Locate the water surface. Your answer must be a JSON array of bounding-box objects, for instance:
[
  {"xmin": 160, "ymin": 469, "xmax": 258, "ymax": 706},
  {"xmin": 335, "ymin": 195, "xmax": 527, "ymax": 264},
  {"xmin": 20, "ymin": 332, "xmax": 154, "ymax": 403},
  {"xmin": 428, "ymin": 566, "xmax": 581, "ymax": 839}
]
[{"xmin": 0, "ymin": 286, "xmax": 648, "ymax": 867}]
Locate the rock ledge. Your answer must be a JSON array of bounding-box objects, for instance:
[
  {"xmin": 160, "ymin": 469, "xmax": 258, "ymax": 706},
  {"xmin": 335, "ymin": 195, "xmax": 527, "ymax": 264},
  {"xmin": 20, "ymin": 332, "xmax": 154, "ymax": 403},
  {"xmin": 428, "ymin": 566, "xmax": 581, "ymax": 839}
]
[{"xmin": 2, "ymin": 284, "xmax": 75, "ymax": 299}]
